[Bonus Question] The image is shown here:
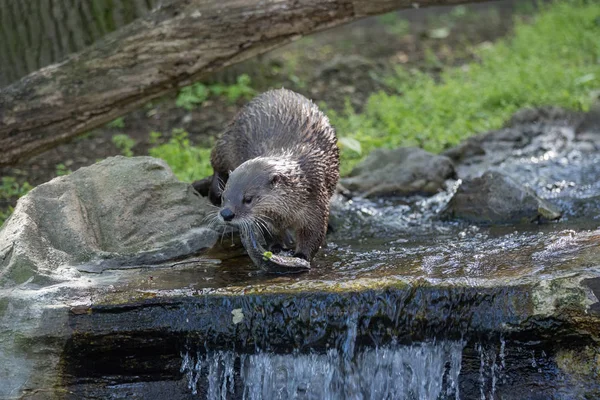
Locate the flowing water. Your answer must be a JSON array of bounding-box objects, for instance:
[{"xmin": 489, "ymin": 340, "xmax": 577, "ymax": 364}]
[{"xmin": 180, "ymin": 342, "xmax": 463, "ymax": 400}]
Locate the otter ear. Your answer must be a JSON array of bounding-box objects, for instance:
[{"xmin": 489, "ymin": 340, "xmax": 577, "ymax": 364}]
[{"xmin": 270, "ymin": 173, "xmax": 286, "ymax": 186}]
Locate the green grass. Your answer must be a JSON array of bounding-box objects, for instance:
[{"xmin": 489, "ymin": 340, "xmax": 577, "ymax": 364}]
[{"xmin": 332, "ymin": 0, "xmax": 600, "ymax": 175}]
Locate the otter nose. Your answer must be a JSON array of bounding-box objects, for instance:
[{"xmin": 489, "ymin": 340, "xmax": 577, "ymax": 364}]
[{"xmin": 220, "ymin": 208, "xmax": 235, "ymax": 222}]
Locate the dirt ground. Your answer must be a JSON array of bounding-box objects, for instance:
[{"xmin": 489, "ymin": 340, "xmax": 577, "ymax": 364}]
[{"xmin": 0, "ymin": 0, "xmax": 531, "ymax": 204}]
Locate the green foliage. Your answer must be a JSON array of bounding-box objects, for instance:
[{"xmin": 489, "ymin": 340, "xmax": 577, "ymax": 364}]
[
  {"xmin": 176, "ymin": 74, "xmax": 257, "ymax": 110},
  {"xmin": 176, "ymin": 82, "xmax": 210, "ymax": 110},
  {"xmin": 378, "ymin": 12, "xmax": 410, "ymax": 36},
  {"xmin": 107, "ymin": 117, "xmax": 125, "ymax": 129},
  {"xmin": 112, "ymin": 134, "xmax": 136, "ymax": 157},
  {"xmin": 148, "ymin": 129, "xmax": 213, "ymax": 182},
  {"xmin": 210, "ymin": 74, "xmax": 256, "ymax": 103},
  {"xmin": 332, "ymin": 0, "xmax": 600, "ymax": 176},
  {"xmin": 55, "ymin": 163, "xmax": 72, "ymax": 176},
  {"xmin": 0, "ymin": 177, "xmax": 33, "ymax": 227}
]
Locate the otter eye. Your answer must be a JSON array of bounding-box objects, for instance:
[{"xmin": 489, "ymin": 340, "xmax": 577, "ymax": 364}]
[{"xmin": 243, "ymin": 196, "xmax": 253, "ymax": 205}]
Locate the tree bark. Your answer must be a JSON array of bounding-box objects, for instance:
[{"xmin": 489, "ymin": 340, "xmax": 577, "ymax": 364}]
[
  {"xmin": 0, "ymin": 0, "xmax": 158, "ymax": 87},
  {"xmin": 0, "ymin": 0, "xmax": 490, "ymax": 166}
]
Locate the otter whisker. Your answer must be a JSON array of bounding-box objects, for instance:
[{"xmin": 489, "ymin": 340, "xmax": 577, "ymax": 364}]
[
  {"xmin": 255, "ymin": 215, "xmax": 274, "ymax": 228},
  {"xmin": 217, "ymin": 175, "xmax": 226, "ymax": 193},
  {"xmin": 201, "ymin": 210, "xmax": 219, "ymax": 224},
  {"xmin": 253, "ymin": 216, "xmax": 273, "ymax": 241},
  {"xmin": 240, "ymin": 220, "xmax": 251, "ymax": 246},
  {"xmin": 251, "ymin": 220, "xmax": 267, "ymax": 246},
  {"xmin": 208, "ymin": 214, "xmax": 223, "ymax": 230}
]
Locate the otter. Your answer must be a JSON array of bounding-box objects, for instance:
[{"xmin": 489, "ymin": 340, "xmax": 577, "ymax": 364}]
[{"xmin": 200, "ymin": 88, "xmax": 339, "ymax": 270}]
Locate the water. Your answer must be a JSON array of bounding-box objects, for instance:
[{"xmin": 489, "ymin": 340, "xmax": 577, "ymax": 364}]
[
  {"xmin": 177, "ymin": 338, "xmax": 600, "ymax": 399},
  {"xmin": 180, "ymin": 342, "xmax": 463, "ymax": 400}
]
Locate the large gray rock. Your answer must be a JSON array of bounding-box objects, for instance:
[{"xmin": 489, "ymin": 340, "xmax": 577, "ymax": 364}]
[
  {"xmin": 0, "ymin": 156, "xmax": 218, "ymax": 288},
  {"xmin": 442, "ymin": 170, "xmax": 562, "ymax": 224},
  {"xmin": 340, "ymin": 147, "xmax": 456, "ymax": 198}
]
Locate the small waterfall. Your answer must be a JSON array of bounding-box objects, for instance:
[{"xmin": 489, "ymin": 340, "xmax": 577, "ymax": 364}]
[
  {"xmin": 180, "ymin": 341, "xmax": 464, "ymax": 399},
  {"xmin": 475, "ymin": 337, "xmax": 508, "ymax": 400}
]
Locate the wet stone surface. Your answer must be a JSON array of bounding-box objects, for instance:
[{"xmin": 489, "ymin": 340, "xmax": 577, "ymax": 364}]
[
  {"xmin": 441, "ymin": 170, "xmax": 562, "ymax": 224},
  {"xmin": 341, "ymin": 147, "xmax": 456, "ymax": 198}
]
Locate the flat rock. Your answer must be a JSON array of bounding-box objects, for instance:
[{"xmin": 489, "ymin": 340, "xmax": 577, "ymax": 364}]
[
  {"xmin": 0, "ymin": 156, "xmax": 218, "ymax": 288},
  {"xmin": 340, "ymin": 147, "xmax": 456, "ymax": 198},
  {"xmin": 442, "ymin": 170, "xmax": 562, "ymax": 224}
]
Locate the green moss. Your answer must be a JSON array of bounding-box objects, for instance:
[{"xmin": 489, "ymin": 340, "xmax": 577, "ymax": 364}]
[
  {"xmin": 332, "ymin": 0, "xmax": 600, "ymax": 175},
  {"xmin": 556, "ymin": 347, "xmax": 600, "ymax": 378}
]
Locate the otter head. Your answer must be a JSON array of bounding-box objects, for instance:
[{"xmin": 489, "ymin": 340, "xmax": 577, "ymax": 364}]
[{"xmin": 219, "ymin": 157, "xmax": 294, "ymax": 225}]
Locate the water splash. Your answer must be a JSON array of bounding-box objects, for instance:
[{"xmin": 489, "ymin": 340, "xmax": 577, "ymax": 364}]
[{"xmin": 181, "ymin": 341, "xmax": 464, "ymax": 399}]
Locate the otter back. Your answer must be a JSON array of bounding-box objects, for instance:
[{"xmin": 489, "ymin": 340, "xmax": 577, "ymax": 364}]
[{"xmin": 209, "ymin": 88, "xmax": 339, "ymax": 204}]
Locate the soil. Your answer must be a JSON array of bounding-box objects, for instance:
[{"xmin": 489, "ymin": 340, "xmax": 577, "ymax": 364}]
[{"xmin": 0, "ymin": 0, "xmax": 533, "ymax": 211}]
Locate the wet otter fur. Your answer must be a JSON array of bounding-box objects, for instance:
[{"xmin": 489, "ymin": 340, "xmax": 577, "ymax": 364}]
[{"xmin": 205, "ymin": 88, "xmax": 339, "ymax": 262}]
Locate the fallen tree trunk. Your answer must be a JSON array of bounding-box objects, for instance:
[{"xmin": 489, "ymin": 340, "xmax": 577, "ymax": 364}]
[{"xmin": 0, "ymin": 0, "xmax": 490, "ymax": 166}]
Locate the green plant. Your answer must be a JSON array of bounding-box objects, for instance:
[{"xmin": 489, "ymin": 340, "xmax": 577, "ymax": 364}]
[
  {"xmin": 0, "ymin": 177, "xmax": 33, "ymax": 227},
  {"xmin": 176, "ymin": 74, "xmax": 257, "ymax": 110},
  {"xmin": 148, "ymin": 129, "xmax": 213, "ymax": 181},
  {"xmin": 378, "ymin": 12, "xmax": 410, "ymax": 36},
  {"xmin": 331, "ymin": 0, "xmax": 600, "ymax": 176},
  {"xmin": 209, "ymin": 74, "xmax": 256, "ymax": 103},
  {"xmin": 55, "ymin": 163, "xmax": 72, "ymax": 176},
  {"xmin": 107, "ymin": 117, "xmax": 125, "ymax": 129},
  {"xmin": 112, "ymin": 134, "xmax": 136, "ymax": 157},
  {"xmin": 176, "ymin": 82, "xmax": 210, "ymax": 110}
]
